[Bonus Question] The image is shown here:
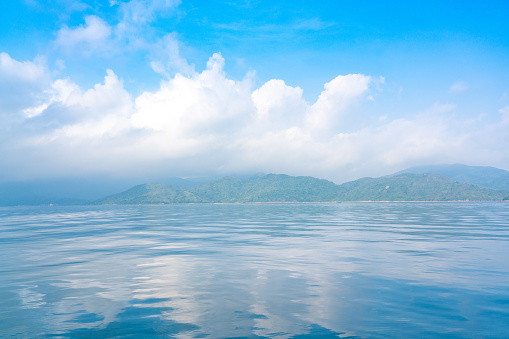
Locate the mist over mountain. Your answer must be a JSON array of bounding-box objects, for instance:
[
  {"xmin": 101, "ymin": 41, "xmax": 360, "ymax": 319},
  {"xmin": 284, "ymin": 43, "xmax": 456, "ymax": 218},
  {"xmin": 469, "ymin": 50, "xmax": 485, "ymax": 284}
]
[
  {"xmin": 395, "ymin": 164, "xmax": 509, "ymax": 191},
  {"xmin": 336, "ymin": 173, "xmax": 507, "ymax": 202}
]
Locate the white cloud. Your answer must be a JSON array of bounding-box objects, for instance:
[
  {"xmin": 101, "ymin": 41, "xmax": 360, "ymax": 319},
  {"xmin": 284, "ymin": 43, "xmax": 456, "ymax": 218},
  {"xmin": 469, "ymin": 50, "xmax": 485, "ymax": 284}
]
[
  {"xmin": 126, "ymin": 53, "xmax": 256, "ymax": 168},
  {"xmin": 0, "ymin": 52, "xmax": 47, "ymax": 82},
  {"xmin": 0, "ymin": 52, "xmax": 51, "ymax": 118},
  {"xmin": 52, "ymin": 0, "xmax": 179, "ymax": 55},
  {"xmin": 150, "ymin": 33, "xmax": 195, "ymax": 77},
  {"xmin": 119, "ymin": 0, "xmax": 181, "ymax": 25},
  {"xmin": 115, "ymin": 0, "xmax": 181, "ymax": 40},
  {"xmin": 56, "ymin": 15, "xmax": 112, "ymax": 52},
  {"xmin": 3, "ymin": 53, "xmax": 509, "ymax": 183},
  {"xmin": 53, "ymin": 0, "xmax": 182, "ymax": 62},
  {"xmin": 35, "ymin": 70, "xmax": 133, "ymax": 138},
  {"xmin": 427, "ymin": 102, "xmax": 456, "ymax": 114},
  {"xmin": 306, "ymin": 74, "xmax": 373, "ymax": 135},
  {"xmin": 449, "ymin": 81, "xmax": 468, "ymax": 93},
  {"xmin": 499, "ymin": 106, "xmax": 509, "ymax": 124},
  {"xmin": 251, "ymin": 79, "xmax": 308, "ymax": 131}
]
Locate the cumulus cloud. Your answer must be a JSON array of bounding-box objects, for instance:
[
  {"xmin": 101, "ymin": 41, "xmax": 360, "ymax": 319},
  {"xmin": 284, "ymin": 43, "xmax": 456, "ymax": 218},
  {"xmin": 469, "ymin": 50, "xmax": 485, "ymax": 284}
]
[
  {"xmin": 133, "ymin": 53, "xmax": 252, "ymax": 136},
  {"xmin": 306, "ymin": 74, "xmax": 373, "ymax": 136},
  {"xmin": 251, "ymin": 79, "xmax": 308, "ymax": 131},
  {"xmin": 2, "ymin": 52, "xmax": 509, "ymax": 183},
  {"xmin": 25, "ymin": 71, "xmax": 134, "ymax": 153}
]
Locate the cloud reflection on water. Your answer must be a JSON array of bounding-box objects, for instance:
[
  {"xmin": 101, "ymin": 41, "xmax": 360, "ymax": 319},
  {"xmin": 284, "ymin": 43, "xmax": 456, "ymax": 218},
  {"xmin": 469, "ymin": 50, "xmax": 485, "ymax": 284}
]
[{"xmin": 1, "ymin": 203, "xmax": 509, "ymax": 337}]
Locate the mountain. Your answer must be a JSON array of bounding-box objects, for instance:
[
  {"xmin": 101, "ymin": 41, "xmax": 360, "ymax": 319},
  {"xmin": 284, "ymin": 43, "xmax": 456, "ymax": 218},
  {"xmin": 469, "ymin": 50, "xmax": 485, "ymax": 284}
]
[
  {"xmin": 94, "ymin": 173, "xmax": 508, "ymax": 204},
  {"xmin": 95, "ymin": 175, "xmax": 340, "ymax": 204},
  {"xmin": 337, "ymin": 173, "xmax": 507, "ymax": 201},
  {"xmin": 93, "ymin": 183, "xmax": 204, "ymax": 204},
  {"xmin": 5, "ymin": 164, "xmax": 508, "ymax": 206},
  {"xmin": 0, "ymin": 176, "xmax": 209, "ymax": 206},
  {"xmin": 395, "ymin": 164, "xmax": 509, "ymax": 191},
  {"xmin": 189, "ymin": 174, "xmax": 340, "ymax": 203}
]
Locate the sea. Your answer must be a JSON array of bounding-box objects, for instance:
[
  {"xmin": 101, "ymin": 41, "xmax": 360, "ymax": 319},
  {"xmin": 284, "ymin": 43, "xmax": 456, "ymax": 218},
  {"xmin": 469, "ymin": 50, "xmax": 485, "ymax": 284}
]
[{"xmin": 0, "ymin": 202, "xmax": 508, "ymax": 338}]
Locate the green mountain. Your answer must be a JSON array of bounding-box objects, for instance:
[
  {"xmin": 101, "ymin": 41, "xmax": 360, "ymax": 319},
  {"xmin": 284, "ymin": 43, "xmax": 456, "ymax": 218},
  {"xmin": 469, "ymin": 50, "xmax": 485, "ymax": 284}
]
[
  {"xmin": 94, "ymin": 173, "xmax": 508, "ymax": 204},
  {"xmin": 337, "ymin": 173, "xmax": 507, "ymax": 201},
  {"xmin": 395, "ymin": 164, "xmax": 509, "ymax": 191},
  {"xmin": 189, "ymin": 174, "xmax": 340, "ymax": 202},
  {"xmin": 94, "ymin": 183, "xmax": 203, "ymax": 204},
  {"xmin": 95, "ymin": 175, "xmax": 340, "ymax": 204}
]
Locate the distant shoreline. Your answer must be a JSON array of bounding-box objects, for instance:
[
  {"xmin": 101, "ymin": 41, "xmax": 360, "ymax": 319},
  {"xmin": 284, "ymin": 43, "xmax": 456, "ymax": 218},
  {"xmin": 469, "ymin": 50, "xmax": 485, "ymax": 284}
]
[
  {"xmin": 4, "ymin": 200, "xmax": 509, "ymax": 207},
  {"xmin": 90, "ymin": 200, "xmax": 509, "ymax": 206}
]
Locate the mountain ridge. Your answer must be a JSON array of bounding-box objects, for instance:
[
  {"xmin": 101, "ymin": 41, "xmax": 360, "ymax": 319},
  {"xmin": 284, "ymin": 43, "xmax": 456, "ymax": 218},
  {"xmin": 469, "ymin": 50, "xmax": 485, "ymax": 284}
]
[
  {"xmin": 3, "ymin": 164, "xmax": 509, "ymax": 205},
  {"xmin": 94, "ymin": 172, "xmax": 509, "ymax": 204},
  {"xmin": 395, "ymin": 164, "xmax": 509, "ymax": 191}
]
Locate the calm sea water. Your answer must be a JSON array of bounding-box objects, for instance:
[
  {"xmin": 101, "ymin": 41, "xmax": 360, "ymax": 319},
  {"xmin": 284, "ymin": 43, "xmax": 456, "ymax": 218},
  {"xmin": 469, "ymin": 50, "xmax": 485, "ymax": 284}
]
[{"xmin": 1, "ymin": 203, "xmax": 508, "ymax": 338}]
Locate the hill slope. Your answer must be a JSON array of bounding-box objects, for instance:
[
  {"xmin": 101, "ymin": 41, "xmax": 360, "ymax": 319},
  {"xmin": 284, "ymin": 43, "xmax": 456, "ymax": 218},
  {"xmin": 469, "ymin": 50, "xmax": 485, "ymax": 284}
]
[
  {"xmin": 189, "ymin": 174, "xmax": 340, "ymax": 203},
  {"xmin": 337, "ymin": 173, "xmax": 507, "ymax": 201},
  {"xmin": 396, "ymin": 164, "xmax": 509, "ymax": 191},
  {"xmin": 96, "ymin": 175, "xmax": 341, "ymax": 204},
  {"xmin": 95, "ymin": 173, "xmax": 508, "ymax": 204},
  {"xmin": 94, "ymin": 183, "xmax": 204, "ymax": 204}
]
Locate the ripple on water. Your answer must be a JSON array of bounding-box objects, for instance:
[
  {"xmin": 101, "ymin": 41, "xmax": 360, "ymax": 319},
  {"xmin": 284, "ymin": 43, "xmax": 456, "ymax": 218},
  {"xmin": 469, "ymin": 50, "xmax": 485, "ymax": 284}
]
[{"xmin": 0, "ymin": 203, "xmax": 508, "ymax": 338}]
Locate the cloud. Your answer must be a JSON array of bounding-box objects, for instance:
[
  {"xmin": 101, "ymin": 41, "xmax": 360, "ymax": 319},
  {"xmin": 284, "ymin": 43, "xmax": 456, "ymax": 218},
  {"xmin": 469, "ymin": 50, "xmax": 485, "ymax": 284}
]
[
  {"xmin": 449, "ymin": 81, "xmax": 468, "ymax": 93},
  {"xmin": 118, "ymin": 0, "xmax": 181, "ymax": 25},
  {"xmin": 213, "ymin": 17, "xmax": 336, "ymax": 36},
  {"xmin": 133, "ymin": 53, "xmax": 252, "ymax": 136},
  {"xmin": 0, "ymin": 52, "xmax": 47, "ymax": 82},
  {"xmin": 54, "ymin": 0, "xmax": 181, "ymax": 55},
  {"xmin": 150, "ymin": 33, "xmax": 196, "ymax": 77},
  {"xmin": 427, "ymin": 102, "xmax": 456, "ymax": 114},
  {"xmin": 55, "ymin": 15, "xmax": 112, "ymax": 52},
  {"xmin": 3, "ymin": 53, "xmax": 509, "ymax": 183},
  {"xmin": 0, "ymin": 52, "xmax": 51, "ymax": 119},
  {"xmin": 27, "ymin": 70, "xmax": 133, "ymax": 142},
  {"xmin": 251, "ymin": 79, "xmax": 308, "ymax": 131},
  {"xmin": 306, "ymin": 74, "xmax": 373, "ymax": 135},
  {"xmin": 126, "ymin": 53, "xmax": 257, "ymax": 171},
  {"xmin": 499, "ymin": 106, "xmax": 509, "ymax": 124},
  {"xmin": 24, "ymin": 0, "xmax": 89, "ymax": 13},
  {"xmin": 115, "ymin": 0, "xmax": 181, "ymax": 40}
]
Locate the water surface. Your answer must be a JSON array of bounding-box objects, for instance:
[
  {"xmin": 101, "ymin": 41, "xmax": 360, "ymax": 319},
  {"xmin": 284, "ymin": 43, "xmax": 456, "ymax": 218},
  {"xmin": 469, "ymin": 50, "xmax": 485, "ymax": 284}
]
[{"xmin": 1, "ymin": 203, "xmax": 508, "ymax": 338}]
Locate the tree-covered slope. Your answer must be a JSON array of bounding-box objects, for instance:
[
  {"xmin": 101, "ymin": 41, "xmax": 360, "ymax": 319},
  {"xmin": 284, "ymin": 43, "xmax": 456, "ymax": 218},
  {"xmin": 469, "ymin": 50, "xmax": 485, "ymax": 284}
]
[
  {"xmin": 337, "ymin": 173, "xmax": 507, "ymax": 201},
  {"xmin": 93, "ymin": 183, "xmax": 204, "ymax": 204},
  {"xmin": 95, "ymin": 174, "xmax": 341, "ymax": 204},
  {"xmin": 94, "ymin": 173, "xmax": 509, "ymax": 204},
  {"xmin": 396, "ymin": 164, "xmax": 509, "ymax": 191},
  {"xmin": 189, "ymin": 174, "xmax": 340, "ymax": 202}
]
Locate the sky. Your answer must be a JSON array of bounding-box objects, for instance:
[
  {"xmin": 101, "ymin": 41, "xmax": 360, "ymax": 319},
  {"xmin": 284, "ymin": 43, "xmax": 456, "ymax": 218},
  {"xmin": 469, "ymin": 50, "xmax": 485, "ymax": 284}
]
[{"xmin": 1, "ymin": 0, "xmax": 509, "ymax": 184}]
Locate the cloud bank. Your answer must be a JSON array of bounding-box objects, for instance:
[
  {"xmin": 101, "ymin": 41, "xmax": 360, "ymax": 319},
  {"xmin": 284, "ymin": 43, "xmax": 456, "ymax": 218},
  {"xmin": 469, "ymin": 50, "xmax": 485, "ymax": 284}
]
[{"xmin": 1, "ymin": 51, "xmax": 509, "ymax": 183}]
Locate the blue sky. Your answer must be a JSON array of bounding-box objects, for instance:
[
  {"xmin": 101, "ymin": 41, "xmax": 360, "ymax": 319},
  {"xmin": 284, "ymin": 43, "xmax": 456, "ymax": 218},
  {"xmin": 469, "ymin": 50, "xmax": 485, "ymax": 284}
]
[{"xmin": 1, "ymin": 0, "xmax": 509, "ymax": 183}]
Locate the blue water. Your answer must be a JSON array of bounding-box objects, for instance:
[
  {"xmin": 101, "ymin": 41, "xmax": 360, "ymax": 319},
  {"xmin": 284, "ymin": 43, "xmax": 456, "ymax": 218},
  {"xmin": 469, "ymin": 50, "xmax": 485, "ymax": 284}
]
[{"xmin": 1, "ymin": 203, "xmax": 508, "ymax": 338}]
